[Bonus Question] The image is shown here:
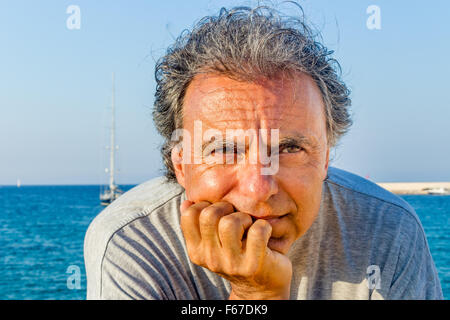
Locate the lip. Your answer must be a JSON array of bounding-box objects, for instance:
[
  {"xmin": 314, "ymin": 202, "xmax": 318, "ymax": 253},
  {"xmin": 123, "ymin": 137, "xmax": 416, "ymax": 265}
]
[{"xmin": 250, "ymin": 213, "xmax": 289, "ymax": 221}]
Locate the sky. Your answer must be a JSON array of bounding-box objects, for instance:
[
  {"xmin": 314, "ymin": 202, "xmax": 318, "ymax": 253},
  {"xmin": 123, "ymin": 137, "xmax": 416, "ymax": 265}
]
[{"xmin": 0, "ymin": 0, "xmax": 449, "ymax": 185}]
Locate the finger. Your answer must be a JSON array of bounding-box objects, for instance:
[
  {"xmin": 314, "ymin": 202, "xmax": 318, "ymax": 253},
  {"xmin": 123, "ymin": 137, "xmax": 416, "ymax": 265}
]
[
  {"xmin": 244, "ymin": 219, "xmax": 272, "ymax": 269},
  {"xmin": 199, "ymin": 201, "xmax": 234, "ymax": 248},
  {"xmin": 180, "ymin": 199, "xmax": 194, "ymax": 213},
  {"xmin": 218, "ymin": 212, "xmax": 253, "ymax": 257},
  {"xmin": 180, "ymin": 201, "xmax": 210, "ymax": 249}
]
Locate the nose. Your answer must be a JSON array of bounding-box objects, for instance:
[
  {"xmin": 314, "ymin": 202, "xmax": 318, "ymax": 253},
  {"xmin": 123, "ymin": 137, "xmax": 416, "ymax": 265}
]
[{"xmin": 235, "ymin": 162, "xmax": 279, "ymax": 217}]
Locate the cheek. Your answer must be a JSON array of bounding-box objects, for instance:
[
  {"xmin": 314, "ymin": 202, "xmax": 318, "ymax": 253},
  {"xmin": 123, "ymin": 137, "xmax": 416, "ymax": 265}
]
[
  {"xmin": 184, "ymin": 165, "xmax": 235, "ymax": 202},
  {"xmin": 278, "ymin": 169, "xmax": 324, "ymax": 236},
  {"xmin": 279, "ymin": 167, "xmax": 321, "ymax": 195}
]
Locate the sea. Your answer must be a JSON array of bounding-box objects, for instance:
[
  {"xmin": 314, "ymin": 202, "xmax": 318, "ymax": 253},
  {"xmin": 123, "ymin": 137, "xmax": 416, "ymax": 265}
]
[{"xmin": 0, "ymin": 185, "xmax": 449, "ymax": 300}]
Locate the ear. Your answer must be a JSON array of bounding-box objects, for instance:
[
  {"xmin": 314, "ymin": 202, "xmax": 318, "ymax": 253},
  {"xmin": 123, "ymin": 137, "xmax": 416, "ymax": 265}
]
[{"xmin": 171, "ymin": 145, "xmax": 186, "ymax": 188}]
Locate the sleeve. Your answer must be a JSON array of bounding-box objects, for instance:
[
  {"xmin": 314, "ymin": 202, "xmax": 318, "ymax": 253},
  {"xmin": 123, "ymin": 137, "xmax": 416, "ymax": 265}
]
[
  {"xmin": 99, "ymin": 228, "xmax": 172, "ymax": 300},
  {"xmin": 84, "ymin": 220, "xmax": 172, "ymax": 300},
  {"xmin": 83, "ymin": 179, "xmax": 197, "ymax": 300},
  {"xmin": 387, "ymin": 212, "xmax": 443, "ymax": 300}
]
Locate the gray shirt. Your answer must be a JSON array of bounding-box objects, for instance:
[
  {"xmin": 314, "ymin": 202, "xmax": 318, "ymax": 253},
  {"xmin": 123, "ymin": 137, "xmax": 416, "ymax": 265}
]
[{"xmin": 84, "ymin": 166, "xmax": 443, "ymax": 299}]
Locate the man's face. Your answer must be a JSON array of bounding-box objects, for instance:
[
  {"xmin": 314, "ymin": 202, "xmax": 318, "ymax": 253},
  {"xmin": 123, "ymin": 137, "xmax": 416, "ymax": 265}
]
[{"xmin": 172, "ymin": 72, "xmax": 329, "ymax": 255}]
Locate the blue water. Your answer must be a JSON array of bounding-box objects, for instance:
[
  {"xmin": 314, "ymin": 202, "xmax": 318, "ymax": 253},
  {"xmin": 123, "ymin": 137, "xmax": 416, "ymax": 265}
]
[
  {"xmin": 0, "ymin": 186, "xmax": 448, "ymax": 300},
  {"xmin": 0, "ymin": 185, "xmax": 135, "ymax": 300}
]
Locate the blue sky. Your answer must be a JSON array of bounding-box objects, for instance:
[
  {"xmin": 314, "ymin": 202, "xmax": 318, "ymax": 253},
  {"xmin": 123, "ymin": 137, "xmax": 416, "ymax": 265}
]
[{"xmin": 1, "ymin": 0, "xmax": 449, "ymax": 185}]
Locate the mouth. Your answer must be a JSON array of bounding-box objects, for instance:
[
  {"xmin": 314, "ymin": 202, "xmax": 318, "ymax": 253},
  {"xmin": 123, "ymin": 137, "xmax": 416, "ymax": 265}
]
[{"xmin": 250, "ymin": 213, "xmax": 289, "ymax": 223}]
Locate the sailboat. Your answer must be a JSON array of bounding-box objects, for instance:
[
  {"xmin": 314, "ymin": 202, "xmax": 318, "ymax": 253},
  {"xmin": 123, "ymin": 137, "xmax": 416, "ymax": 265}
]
[{"xmin": 100, "ymin": 72, "xmax": 123, "ymax": 206}]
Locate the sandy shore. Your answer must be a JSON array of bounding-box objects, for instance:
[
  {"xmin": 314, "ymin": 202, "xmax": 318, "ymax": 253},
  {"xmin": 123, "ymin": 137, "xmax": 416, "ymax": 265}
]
[{"xmin": 376, "ymin": 182, "xmax": 450, "ymax": 195}]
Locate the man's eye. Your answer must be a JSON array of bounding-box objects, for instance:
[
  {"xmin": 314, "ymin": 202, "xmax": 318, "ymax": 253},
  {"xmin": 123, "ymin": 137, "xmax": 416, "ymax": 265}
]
[
  {"xmin": 280, "ymin": 145, "xmax": 302, "ymax": 154},
  {"xmin": 210, "ymin": 145, "xmax": 237, "ymax": 155}
]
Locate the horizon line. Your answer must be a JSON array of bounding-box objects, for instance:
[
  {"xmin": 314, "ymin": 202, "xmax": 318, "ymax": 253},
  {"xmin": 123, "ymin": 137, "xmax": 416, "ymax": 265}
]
[
  {"xmin": 2, "ymin": 181, "xmax": 450, "ymax": 186},
  {"xmin": 0, "ymin": 183, "xmax": 140, "ymax": 187}
]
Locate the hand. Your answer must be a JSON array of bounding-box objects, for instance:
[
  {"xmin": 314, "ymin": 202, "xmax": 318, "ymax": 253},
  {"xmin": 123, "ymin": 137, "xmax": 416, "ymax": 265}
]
[{"xmin": 180, "ymin": 200, "xmax": 293, "ymax": 300}]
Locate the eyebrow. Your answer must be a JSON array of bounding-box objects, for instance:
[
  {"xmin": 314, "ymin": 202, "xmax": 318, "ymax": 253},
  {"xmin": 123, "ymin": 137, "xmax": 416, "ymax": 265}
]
[
  {"xmin": 201, "ymin": 133, "xmax": 319, "ymax": 152},
  {"xmin": 278, "ymin": 135, "xmax": 318, "ymax": 149},
  {"xmin": 201, "ymin": 137, "xmax": 238, "ymax": 155}
]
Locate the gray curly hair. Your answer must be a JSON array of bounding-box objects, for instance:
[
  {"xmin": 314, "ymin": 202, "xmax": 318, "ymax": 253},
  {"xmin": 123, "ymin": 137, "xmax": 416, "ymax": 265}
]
[{"xmin": 153, "ymin": 3, "xmax": 352, "ymax": 182}]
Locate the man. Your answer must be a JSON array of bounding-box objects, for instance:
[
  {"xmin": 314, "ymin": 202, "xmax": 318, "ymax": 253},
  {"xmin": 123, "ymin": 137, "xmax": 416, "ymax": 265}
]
[{"xmin": 84, "ymin": 4, "xmax": 443, "ymax": 299}]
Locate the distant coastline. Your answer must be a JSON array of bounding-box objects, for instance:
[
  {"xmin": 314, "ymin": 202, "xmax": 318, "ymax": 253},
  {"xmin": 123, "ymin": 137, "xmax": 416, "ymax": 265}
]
[
  {"xmin": 377, "ymin": 182, "xmax": 450, "ymax": 195},
  {"xmin": 1, "ymin": 182, "xmax": 449, "ymax": 195}
]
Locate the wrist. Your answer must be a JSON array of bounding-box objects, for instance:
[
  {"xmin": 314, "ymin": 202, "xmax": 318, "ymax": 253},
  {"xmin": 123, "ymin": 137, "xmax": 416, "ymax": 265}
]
[{"xmin": 228, "ymin": 287, "xmax": 290, "ymax": 300}]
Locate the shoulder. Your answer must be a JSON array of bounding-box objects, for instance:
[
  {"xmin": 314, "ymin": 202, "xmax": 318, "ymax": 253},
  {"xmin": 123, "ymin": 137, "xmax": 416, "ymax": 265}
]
[
  {"xmin": 85, "ymin": 176, "xmax": 184, "ymax": 255},
  {"xmin": 325, "ymin": 166, "xmax": 415, "ymax": 213},
  {"xmin": 322, "ymin": 167, "xmax": 443, "ymax": 299},
  {"xmin": 84, "ymin": 176, "xmax": 185, "ymax": 299},
  {"xmin": 324, "ymin": 166, "xmax": 420, "ymax": 225},
  {"xmin": 322, "ymin": 167, "xmax": 427, "ymax": 260}
]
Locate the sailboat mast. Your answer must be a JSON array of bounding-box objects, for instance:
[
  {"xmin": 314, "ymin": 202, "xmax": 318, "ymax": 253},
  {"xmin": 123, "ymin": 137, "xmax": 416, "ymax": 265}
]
[{"xmin": 109, "ymin": 72, "xmax": 116, "ymax": 191}]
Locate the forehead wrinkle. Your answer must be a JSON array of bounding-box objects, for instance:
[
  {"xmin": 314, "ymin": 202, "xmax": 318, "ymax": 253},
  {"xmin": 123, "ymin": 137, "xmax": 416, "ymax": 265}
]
[
  {"xmin": 190, "ymin": 81, "xmax": 298, "ymax": 123},
  {"xmin": 201, "ymin": 96, "xmax": 277, "ymax": 113},
  {"xmin": 183, "ymin": 72, "xmax": 327, "ymax": 139},
  {"xmin": 200, "ymin": 112, "xmax": 288, "ymax": 130},
  {"xmin": 201, "ymin": 106, "xmax": 280, "ymax": 130},
  {"xmin": 197, "ymin": 82, "xmax": 283, "ymax": 112}
]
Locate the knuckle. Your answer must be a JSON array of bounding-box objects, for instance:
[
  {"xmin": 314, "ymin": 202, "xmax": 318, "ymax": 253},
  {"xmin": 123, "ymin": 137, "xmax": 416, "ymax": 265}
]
[
  {"xmin": 200, "ymin": 206, "xmax": 220, "ymax": 221},
  {"xmin": 199, "ymin": 209, "xmax": 218, "ymax": 228},
  {"xmin": 203, "ymin": 202, "xmax": 233, "ymax": 217},
  {"xmin": 218, "ymin": 214, "xmax": 240, "ymax": 232},
  {"xmin": 182, "ymin": 202, "xmax": 209, "ymax": 219},
  {"xmin": 216, "ymin": 201, "xmax": 234, "ymax": 213},
  {"xmin": 238, "ymin": 212, "xmax": 253, "ymax": 225}
]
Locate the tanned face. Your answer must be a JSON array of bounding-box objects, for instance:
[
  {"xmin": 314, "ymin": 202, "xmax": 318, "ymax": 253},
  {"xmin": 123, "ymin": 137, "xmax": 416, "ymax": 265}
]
[{"xmin": 173, "ymin": 71, "xmax": 329, "ymax": 255}]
